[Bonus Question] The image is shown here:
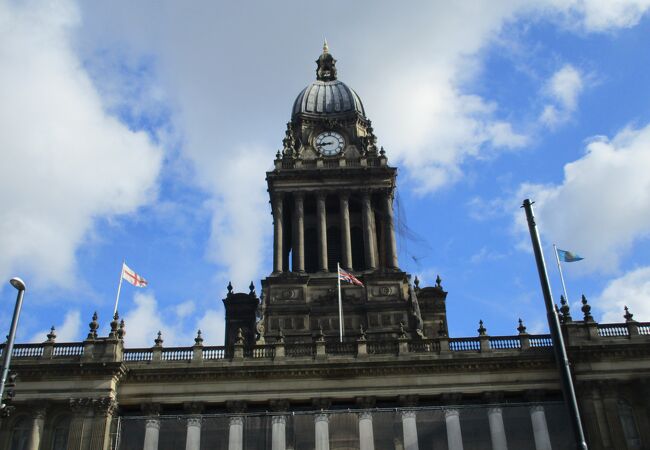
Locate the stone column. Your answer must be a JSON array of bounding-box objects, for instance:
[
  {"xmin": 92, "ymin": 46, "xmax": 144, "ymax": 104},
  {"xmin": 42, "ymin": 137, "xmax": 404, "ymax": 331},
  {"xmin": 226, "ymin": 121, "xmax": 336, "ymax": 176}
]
[
  {"xmin": 339, "ymin": 193, "xmax": 353, "ymax": 270},
  {"xmin": 27, "ymin": 407, "xmax": 46, "ymax": 450},
  {"xmin": 383, "ymin": 191, "xmax": 398, "ymax": 269},
  {"xmin": 292, "ymin": 193, "xmax": 305, "ymax": 272},
  {"xmin": 68, "ymin": 398, "xmax": 91, "ymax": 450},
  {"xmin": 272, "ymin": 415, "xmax": 287, "ymax": 450},
  {"xmin": 316, "ymin": 192, "xmax": 328, "ymax": 271},
  {"xmin": 90, "ymin": 397, "xmax": 117, "ymax": 450},
  {"xmin": 314, "ymin": 413, "xmax": 330, "ymax": 450},
  {"xmin": 358, "ymin": 411, "xmax": 375, "ymax": 450},
  {"xmin": 401, "ymin": 410, "xmax": 419, "ymax": 450},
  {"xmin": 487, "ymin": 407, "xmax": 508, "ymax": 450},
  {"xmin": 185, "ymin": 416, "xmax": 201, "ymax": 450},
  {"xmin": 228, "ymin": 416, "xmax": 244, "ymax": 450},
  {"xmin": 272, "ymin": 193, "xmax": 284, "ymax": 273},
  {"xmin": 143, "ymin": 417, "xmax": 161, "ymax": 450},
  {"xmin": 529, "ymin": 405, "xmax": 552, "ymax": 450},
  {"xmin": 361, "ymin": 192, "xmax": 377, "ymax": 270},
  {"xmin": 445, "ymin": 409, "xmax": 464, "ymax": 450}
]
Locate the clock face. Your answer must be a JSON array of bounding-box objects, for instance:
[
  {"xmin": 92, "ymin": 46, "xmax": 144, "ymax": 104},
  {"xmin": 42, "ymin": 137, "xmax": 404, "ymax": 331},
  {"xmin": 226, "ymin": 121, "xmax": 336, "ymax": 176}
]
[{"xmin": 315, "ymin": 131, "xmax": 345, "ymax": 156}]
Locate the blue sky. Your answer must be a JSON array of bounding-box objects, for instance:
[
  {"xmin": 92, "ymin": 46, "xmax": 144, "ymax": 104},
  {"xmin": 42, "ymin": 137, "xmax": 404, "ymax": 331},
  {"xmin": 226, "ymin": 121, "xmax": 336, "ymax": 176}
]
[{"xmin": 1, "ymin": 1, "xmax": 650, "ymax": 346}]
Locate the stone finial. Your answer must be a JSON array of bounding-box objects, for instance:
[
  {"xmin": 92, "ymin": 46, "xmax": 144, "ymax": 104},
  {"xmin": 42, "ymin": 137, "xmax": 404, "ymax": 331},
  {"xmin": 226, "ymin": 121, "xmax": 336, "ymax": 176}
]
[
  {"xmin": 87, "ymin": 312, "xmax": 99, "ymax": 340},
  {"xmin": 436, "ymin": 275, "xmax": 442, "ymax": 288},
  {"xmin": 581, "ymin": 295, "xmax": 593, "ymax": 322},
  {"xmin": 316, "ymin": 323, "xmax": 324, "ymax": 342},
  {"xmin": 235, "ymin": 328, "xmax": 244, "ymax": 344},
  {"xmin": 154, "ymin": 331, "xmax": 164, "ymax": 347},
  {"xmin": 413, "ymin": 276, "xmax": 420, "ymax": 291},
  {"xmin": 118, "ymin": 319, "xmax": 126, "ymax": 340},
  {"xmin": 109, "ymin": 312, "xmax": 119, "ymax": 337},
  {"xmin": 46, "ymin": 326, "xmax": 56, "ymax": 343},
  {"xmin": 560, "ymin": 295, "xmax": 572, "ymax": 322},
  {"xmin": 278, "ymin": 328, "xmax": 285, "ymax": 344},
  {"xmin": 517, "ymin": 318, "xmax": 527, "ymax": 334},
  {"xmin": 379, "ymin": 146, "xmax": 386, "ymax": 156},
  {"xmin": 359, "ymin": 324, "xmax": 366, "ymax": 341},
  {"xmin": 194, "ymin": 329, "xmax": 203, "ymax": 346},
  {"xmin": 227, "ymin": 281, "xmax": 233, "ymax": 295},
  {"xmin": 249, "ymin": 281, "xmax": 256, "ymax": 295},
  {"xmin": 478, "ymin": 320, "xmax": 487, "ymax": 336},
  {"xmin": 624, "ymin": 305, "xmax": 634, "ymax": 322},
  {"xmin": 275, "ymin": 150, "xmax": 281, "ymax": 160}
]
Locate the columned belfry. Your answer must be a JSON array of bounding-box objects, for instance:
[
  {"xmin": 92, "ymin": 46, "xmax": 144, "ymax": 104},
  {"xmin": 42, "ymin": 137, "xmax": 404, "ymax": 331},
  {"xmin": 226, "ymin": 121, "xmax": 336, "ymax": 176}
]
[{"xmin": 260, "ymin": 44, "xmax": 443, "ymax": 343}]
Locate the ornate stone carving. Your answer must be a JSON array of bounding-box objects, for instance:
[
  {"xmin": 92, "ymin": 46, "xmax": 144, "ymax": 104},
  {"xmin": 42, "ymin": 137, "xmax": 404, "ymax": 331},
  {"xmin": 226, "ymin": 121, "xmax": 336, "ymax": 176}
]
[
  {"xmin": 93, "ymin": 397, "xmax": 117, "ymax": 417},
  {"xmin": 272, "ymin": 415, "xmax": 287, "ymax": 425},
  {"xmin": 187, "ymin": 416, "xmax": 202, "ymax": 427},
  {"xmin": 444, "ymin": 409, "xmax": 460, "ymax": 419},
  {"xmin": 358, "ymin": 411, "xmax": 373, "ymax": 421},
  {"xmin": 400, "ymin": 410, "xmax": 416, "ymax": 420},
  {"xmin": 145, "ymin": 418, "xmax": 161, "ymax": 430},
  {"xmin": 229, "ymin": 415, "xmax": 244, "ymax": 426},
  {"xmin": 314, "ymin": 413, "xmax": 329, "ymax": 423}
]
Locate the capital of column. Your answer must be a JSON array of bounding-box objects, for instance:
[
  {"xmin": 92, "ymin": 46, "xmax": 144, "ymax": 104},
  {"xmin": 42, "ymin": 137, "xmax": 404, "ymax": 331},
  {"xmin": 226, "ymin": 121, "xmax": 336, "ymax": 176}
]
[
  {"xmin": 145, "ymin": 418, "xmax": 161, "ymax": 430},
  {"xmin": 69, "ymin": 398, "xmax": 92, "ymax": 416},
  {"xmin": 229, "ymin": 416, "xmax": 244, "ymax": 426},
  {"xmin": 29, "ymin": 405, "xmax": 47, "ymax": 420},
  {"xmin": 93, "ymin": 397, "xmax": 118, "ymax": 417},
  {"xmin": 444, "ymin": 408, "xmax": 460, "ymax": 419},
  {"xmin": 529, "ymin": 404, "xmax": 545, "ymax": 414},
  {"xmin": 487, "ymin": 407, "xmax": 503, "ymax": 416},
  {"xmin": 358, "ymin": 411, "xmax": 373, "ymax": 421},
  {"xmin": 187, "ymin": 416, "xmax": 202, "ymax": 427},
  {"xmin": 400, "ymin": 410, "xmax": 416, "ymax": 420},
  {"xmin": 314, "ymin": 413, "xmax": 329, "ymax": 423},
  {"xmin": 272, "ymin": 415, "xmax": 287, "ymax": 425}
]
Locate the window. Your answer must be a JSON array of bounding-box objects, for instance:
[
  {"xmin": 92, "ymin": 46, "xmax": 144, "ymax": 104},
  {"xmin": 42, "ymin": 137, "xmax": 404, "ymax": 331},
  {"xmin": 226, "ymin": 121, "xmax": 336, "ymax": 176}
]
[
  {"xmin": 51, "ymin": 415, "xmax": 71, "ymax": 450},
  {"xmin": 10, "ymin": 417, "xmax": 29, "ymax": 450},
  {"xmin": 618, "ymin": 399, "xmax": 641, "ymax": 449}
]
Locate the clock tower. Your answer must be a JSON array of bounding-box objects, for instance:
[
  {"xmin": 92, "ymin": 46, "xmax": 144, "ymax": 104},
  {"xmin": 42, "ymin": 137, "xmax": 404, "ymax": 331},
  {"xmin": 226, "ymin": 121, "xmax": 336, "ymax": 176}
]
[{"xmin": 251, "ymin": 43, "xmax": 447, "ymax": 345}]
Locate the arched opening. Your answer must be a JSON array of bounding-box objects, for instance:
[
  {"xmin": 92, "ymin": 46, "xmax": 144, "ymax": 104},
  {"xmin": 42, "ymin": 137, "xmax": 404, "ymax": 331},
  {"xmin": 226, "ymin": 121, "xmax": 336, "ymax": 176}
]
[
  {"xmin": 10, "ymin": 416, "xmax": 30, "ymax": 450},
  {"xmin": 327, "ymin": 226, "xmax": 341, "ymax": 273},
  {"xmin": 50, "ymin": 415, "xmax": 71, "ymax": 450},
  {"xmin": 618, "ymin": 399, "xmax": 641, "ymax": 449},
  {"xmin": 351, "ymin": 226, "xmax": 365, "ymax": 271}
]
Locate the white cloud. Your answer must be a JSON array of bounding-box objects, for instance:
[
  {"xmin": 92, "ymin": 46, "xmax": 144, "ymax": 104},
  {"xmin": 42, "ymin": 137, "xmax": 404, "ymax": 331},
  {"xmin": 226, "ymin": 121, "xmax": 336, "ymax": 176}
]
[
  {"xmin": 550, "ymin": 0, "xmax": 650, "ymax": 31},
  {"xmin": 122, "ymin": 292, "xmax": 224, "ymax": 347},
  {"xmin": 595, "ymin": 266, "xmax": 650, "ymax": 323},
  {"xmin": 174, "ymin": 300, "xmax": 196, "ymax": 319},
  {"xmin": 0, "ymin": 1, "xmax": 163, "ymax": 288},
  {"xmin": 516, "ymin": 123, "xmax": 650, "ymax": 273},
  {"xmin": 540, "ymin": 65, "xmax": 584, "ymax": 127},
  {"xmin": 30, "ymin": 309, "xmax": 81, "ymax": 343}
]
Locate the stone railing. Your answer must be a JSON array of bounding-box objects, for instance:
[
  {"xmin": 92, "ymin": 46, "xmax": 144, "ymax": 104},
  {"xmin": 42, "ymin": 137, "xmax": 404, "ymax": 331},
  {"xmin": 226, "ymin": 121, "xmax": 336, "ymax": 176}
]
[{"xmin": 4, "ymin": 320, "xmax": 648, "ymax": 365}]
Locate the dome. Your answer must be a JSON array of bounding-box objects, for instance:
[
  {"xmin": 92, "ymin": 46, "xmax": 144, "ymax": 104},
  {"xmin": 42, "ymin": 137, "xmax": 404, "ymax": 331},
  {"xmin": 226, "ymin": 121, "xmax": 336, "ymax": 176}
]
[
  {"xmin": 292, "ymin": 80, "xmax": 365, "ymax": 118},
  {"xmin": 292, "ymin": 42, "xmax": 366, "ymax": 118}
]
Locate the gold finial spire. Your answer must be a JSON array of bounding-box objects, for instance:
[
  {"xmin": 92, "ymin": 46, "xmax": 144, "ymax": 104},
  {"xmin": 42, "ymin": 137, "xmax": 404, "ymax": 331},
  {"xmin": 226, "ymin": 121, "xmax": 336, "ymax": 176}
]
[{"xmin": 323, "ymin": 39, "xmax": 329, "ymax": 54}]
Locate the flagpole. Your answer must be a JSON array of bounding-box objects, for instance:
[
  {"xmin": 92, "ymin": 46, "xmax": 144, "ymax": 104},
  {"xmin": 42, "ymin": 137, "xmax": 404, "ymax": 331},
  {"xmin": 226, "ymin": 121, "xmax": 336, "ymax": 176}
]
[
  {"xmin": 337, "ymin": 262, "xmax": 343, "ymax": 343},
  {"xmin": 553, "ymin": 244, "xmax": 570, "ymax": 303},
  {"xmin": 113, "ymin": 260, "xmax": 125, "ymax": 316}
]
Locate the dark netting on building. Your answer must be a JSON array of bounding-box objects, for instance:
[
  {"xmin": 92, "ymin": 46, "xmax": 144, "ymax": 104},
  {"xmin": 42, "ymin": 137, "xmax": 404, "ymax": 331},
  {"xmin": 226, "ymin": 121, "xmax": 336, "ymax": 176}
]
[{"xmin": 116, "ymin": 403, "xmax": 573, "ymax": 450}]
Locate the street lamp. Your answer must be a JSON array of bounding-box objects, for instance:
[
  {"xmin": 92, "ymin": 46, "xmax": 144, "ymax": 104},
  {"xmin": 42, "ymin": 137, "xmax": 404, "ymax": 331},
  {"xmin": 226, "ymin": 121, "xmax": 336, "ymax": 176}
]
[{"xmin": 0, "ymin": 277, "xmax": 26, "ymax": 410}]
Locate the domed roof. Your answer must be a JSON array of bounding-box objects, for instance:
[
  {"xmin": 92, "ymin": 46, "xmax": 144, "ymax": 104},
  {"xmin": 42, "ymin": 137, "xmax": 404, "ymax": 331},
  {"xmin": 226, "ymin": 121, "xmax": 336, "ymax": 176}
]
[
  {"xmin": 292, "ymin": 42, "xmax": 366, "ymax": 118},
  {"xmin": 292, "ymin": 80, "xmax": 365, "ymax": 117}
]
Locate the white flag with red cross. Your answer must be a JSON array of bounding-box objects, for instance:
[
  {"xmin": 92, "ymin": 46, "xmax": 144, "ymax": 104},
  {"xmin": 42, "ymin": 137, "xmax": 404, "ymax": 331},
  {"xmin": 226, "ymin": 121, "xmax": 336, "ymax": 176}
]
[{"xmin": 122, "ymin": 262, "xmax": 148, "ymax": 287}]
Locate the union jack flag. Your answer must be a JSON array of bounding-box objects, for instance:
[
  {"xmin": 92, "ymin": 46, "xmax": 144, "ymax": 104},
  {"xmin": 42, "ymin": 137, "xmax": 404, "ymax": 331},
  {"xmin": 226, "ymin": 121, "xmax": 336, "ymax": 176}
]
[{"xmin": 338, "ymin": 267, "xmax": 364, "ymax": 287}]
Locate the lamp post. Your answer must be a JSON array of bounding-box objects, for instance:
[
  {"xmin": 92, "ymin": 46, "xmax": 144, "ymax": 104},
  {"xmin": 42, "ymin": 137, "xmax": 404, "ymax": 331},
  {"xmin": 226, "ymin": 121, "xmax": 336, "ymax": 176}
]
[{"xmin": 0, "ymin": 277, "xmax": 26, "ymax": 410}]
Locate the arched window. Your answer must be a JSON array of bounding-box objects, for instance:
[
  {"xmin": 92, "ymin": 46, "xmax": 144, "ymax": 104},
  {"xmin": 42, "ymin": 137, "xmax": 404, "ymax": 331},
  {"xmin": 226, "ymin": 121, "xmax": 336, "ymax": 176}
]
[
  {"xmin": 10, "ymin": 416, "xmax": 29, "ymax": 450},
  {"xmin": 618, "ymin": 399, "xmax": 641, "ymax": 449},
  {"xmin": 50, "ymin": 415, "xmax": 71, "ymax": 450}
]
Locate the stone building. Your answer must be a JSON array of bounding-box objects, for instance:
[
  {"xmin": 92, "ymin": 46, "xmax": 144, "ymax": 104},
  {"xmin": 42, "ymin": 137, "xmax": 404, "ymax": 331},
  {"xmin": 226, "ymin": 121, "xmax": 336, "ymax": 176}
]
[{"xmin": 1, "ymin": 44, "xmax": 650, "ymax": 450}]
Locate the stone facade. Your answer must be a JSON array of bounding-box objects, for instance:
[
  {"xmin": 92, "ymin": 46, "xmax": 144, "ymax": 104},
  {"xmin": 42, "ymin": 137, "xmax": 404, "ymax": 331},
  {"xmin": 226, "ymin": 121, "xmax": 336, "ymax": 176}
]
[{"xmin": 1, "ymin": 45, "xmax": 650, "ymax": 450}]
